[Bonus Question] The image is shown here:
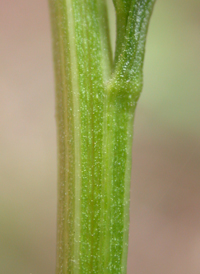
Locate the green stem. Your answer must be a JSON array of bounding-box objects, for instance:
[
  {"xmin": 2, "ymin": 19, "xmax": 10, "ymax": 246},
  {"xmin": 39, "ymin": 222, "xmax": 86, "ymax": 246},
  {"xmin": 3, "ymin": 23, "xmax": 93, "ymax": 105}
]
[
  {"xmin": 102, "ymin": 92, "xmax": 135, "ymax": 274},
  {"xmin": 49, "ymin": 0, "xmax": 155, "ymax": 273}
]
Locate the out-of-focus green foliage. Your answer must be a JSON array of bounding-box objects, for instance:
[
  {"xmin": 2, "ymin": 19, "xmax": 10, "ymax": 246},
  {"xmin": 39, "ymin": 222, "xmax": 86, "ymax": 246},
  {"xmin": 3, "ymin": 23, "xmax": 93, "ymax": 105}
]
[{"xmin": 142, "ymin": 0, "xmax": 200, "ymax": 136}]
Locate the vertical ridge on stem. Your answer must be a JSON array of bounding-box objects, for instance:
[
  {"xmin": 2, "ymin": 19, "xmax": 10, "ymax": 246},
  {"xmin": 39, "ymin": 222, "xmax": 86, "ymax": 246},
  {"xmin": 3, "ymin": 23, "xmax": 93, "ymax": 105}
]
[{"xmin": 49, "ymin": 0, "xmax": 156, "ymax": 273}]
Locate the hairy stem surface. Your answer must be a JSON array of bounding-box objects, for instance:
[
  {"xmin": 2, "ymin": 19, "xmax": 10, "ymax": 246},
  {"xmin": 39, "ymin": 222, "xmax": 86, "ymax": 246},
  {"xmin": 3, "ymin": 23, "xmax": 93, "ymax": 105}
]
[{"xmin": 49, "ymin": 0, "xmax": 155, "ymax": 273}]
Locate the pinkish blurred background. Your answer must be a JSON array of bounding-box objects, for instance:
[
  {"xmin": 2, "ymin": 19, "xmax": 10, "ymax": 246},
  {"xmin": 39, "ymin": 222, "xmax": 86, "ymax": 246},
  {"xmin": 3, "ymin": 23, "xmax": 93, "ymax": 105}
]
[{"xmin": 0, "ymin": 0, "xmax": 200, "ymax": 273}]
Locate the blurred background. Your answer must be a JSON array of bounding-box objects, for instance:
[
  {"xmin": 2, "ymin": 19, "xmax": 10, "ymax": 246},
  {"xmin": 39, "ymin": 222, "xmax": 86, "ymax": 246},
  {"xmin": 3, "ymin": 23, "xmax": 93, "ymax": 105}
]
[{"xmin": 0, "ymin": 0, "xmax": 200, "ymax": 273}]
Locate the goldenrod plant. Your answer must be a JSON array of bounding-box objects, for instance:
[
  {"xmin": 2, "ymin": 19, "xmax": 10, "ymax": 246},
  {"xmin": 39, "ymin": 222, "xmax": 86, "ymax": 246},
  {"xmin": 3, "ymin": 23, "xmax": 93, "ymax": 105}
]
[{"xmin": 49, "ymin": 0, "xmax": 155, "ymax": 273}]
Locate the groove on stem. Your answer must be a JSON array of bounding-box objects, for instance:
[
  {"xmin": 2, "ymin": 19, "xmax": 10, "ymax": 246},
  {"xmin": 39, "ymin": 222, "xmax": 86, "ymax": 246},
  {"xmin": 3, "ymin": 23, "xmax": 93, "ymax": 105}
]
[{"xmin": 49, "ymin": 0, "xmax": 155, "ymax": 273}]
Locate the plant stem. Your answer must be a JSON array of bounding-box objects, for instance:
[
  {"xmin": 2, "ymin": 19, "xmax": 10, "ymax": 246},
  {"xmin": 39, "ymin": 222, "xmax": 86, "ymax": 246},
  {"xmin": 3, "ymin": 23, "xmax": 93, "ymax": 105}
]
[{"xmin": 49, "ymin": 0, "xmax": 155, "ymax": 273}]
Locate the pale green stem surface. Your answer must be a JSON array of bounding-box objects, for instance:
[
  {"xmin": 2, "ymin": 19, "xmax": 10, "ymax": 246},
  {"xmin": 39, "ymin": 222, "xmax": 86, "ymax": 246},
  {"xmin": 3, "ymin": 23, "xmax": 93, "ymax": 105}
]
[{"xmin": 49, "ymin": 0, "xmax": 155, "ymax": 273}]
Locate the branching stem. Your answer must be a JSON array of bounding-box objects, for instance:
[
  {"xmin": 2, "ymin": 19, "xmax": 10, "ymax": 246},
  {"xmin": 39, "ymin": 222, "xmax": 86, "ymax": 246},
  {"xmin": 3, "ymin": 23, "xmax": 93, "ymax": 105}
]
[{"xmin": 49, "ymin": 0, "xmax": 155, "ymax": 273}]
